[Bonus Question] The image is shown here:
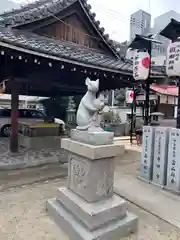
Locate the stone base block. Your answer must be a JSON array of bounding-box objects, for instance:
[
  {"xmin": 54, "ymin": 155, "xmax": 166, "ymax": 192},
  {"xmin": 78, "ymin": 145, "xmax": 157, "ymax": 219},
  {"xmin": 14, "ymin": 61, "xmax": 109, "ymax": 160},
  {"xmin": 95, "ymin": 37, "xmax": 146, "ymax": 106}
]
[
  {"xmin": 68, "ymin": 153, "xmax": 114, "ymax": 202},
  {"xmin": 47, "ymin": 196, "xmax": 138, "ymax": 240},
  {"xmin": 71, "ymin": 129, "xmax": 114, "ymax": 146},
  {"xmin": 61, "ymin": 138, "xmax": 123, "ymax": 160},
  {"xmin": 56, "ymin": 188, "xmax": 127, "ymax": 231},
  {"xmin": 19, "ymin": 136, "xmax": 61, "ymax": 150},
  {"xmin": 61, "ymin": 139, "xmax": 125, "ymax": 202}
]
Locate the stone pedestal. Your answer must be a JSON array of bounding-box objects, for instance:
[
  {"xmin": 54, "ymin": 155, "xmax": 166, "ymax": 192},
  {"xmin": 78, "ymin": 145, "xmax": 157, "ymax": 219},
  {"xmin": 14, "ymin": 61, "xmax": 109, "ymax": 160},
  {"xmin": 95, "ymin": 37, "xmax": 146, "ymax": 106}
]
[
  {"xmin": 71, "ymin": 129, "xmax": 114, "ymax": 146},
  {"xmin": 140, "ymin": 126, "xmax": 155, "ymax": 182},
  {"xmin": 167, "ymin": 128, "xmax": 180, "ymax": 193},
  {"xmin": 47, "ymin": 137, "xmax": 137, "ymax": 240},
  {"xmin": 152, "ymin": 127, "xmax": 169, "ymax": 187}
]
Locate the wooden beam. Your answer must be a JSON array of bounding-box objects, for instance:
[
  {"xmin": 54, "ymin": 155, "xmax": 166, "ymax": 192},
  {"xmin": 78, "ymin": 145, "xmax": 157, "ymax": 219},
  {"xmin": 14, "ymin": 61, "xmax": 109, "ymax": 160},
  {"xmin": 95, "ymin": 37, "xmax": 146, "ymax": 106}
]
[{"xmin": 10, "ymin": 80, "xmax": 19, "ymax": 153}]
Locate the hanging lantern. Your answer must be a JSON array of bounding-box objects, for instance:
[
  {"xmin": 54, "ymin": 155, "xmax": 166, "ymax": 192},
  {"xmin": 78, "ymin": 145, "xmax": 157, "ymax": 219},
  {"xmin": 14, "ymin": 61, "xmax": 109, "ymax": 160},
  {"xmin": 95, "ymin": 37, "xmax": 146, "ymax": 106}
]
[
  {"xmin": 133, "ymin": 50, "xmax": 150, "ymax": 80},
  {"xmin": 126, "ymin": 90, "xmax": 134, "ymax": 104},
  {"xmin": 166, "ymin": 40, "xmax": 180, "ymax": 77}
]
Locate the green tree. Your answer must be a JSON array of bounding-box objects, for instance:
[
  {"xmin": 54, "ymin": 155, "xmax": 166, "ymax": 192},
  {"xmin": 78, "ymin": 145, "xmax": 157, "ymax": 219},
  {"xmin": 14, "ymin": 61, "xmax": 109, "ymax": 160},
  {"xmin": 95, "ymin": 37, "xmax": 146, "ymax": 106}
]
[{"xmin": 114, "ymin": 89, "xmax": 126, "ymax": 106}]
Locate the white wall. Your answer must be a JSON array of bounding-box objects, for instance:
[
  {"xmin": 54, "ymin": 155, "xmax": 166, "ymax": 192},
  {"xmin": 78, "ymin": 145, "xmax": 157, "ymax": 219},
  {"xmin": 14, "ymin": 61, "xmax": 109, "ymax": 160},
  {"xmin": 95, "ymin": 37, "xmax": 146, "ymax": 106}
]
[{"xmin": 151, "ymin": 56, "xmax": 166, "ymax": 66}]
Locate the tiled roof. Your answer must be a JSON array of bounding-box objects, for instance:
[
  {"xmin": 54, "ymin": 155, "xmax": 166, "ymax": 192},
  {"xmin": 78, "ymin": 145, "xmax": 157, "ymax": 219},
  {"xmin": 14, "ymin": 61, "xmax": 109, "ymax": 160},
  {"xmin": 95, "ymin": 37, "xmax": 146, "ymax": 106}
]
[
  {"xmin": 0, "ymin": 0, "xmax": 166, "ymax": 77},
  {"xmin": 0, "ymin": 26, "xmax": 131, "ymax": 73},
  {"xmin": 0, "ymin": 26, "xmax": 166, "ymax": 77},
  {"xmin": 0, "ymin": 0, "xmax": 119, "ymax": 58},
  {"xmin": 0, "ymin": 0, "xmax": 68, "ymax": 21}
]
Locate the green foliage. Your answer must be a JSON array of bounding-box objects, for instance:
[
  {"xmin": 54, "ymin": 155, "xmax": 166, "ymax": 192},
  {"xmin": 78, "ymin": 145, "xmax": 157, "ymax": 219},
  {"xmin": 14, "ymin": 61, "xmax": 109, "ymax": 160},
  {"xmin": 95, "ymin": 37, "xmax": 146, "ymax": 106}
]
[
  {"xmin": 40, "ymin": 95, "xmax": 83, "ymax": 121},
  {"xmin": 103, "ymin": 111, "xmax": 121, "ymax": 124},
  {"xmin": 41, "ymin": 97, "xmax": 69, "ymax": 121},
  {"xmin": 114, "ymin": 89, "xmax": 126, "ymax": 106}
]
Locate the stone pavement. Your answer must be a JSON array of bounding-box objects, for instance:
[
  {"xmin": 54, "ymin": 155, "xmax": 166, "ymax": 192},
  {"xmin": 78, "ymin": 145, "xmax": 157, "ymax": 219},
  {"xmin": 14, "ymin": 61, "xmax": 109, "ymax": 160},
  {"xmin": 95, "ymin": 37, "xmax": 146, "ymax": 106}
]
[
  {"xmin": 0, "ymin": 178, "xmax": 180, "ymax": 240},
  {"xmin": 1, "ymin": 144, "xmax": 180, "ymax": 240},
  {"xmin": 115, "ymin": 174, "xmax": 180, "ymax": 229},
  {"xmin": 114, "ymin": 143, "xmax": 180, "ymax": 230},
  {"xmin": 1, "ymin": 140, "xmax": 180, "ymax": 239}
]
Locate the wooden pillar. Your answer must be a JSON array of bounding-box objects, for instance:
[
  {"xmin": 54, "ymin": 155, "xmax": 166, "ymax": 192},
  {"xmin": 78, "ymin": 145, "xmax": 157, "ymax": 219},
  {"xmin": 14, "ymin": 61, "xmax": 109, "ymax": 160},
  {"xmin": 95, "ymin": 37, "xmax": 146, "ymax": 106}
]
[
  {"xmin": 144, "ymin": 80, "xmax": 150, "ymax": 125},
  {"xmin": 10, "ymin": 80, "xmax": 19, "ymax": 152}
]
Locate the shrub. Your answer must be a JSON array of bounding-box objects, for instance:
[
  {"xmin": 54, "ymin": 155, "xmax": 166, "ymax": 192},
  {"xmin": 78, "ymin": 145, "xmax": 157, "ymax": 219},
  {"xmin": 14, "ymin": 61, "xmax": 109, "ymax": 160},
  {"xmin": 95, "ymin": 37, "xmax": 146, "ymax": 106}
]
[{"xmin": 103, "ymin": 111, "xmax": 121, "ymax": 124}]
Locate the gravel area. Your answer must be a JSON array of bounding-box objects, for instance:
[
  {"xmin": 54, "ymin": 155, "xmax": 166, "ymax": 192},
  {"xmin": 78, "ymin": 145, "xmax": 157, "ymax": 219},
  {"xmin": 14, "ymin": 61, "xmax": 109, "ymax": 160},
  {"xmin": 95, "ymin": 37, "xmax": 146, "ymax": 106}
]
[
  {"xmin": 0, "ymin": 178, "xmax": 180, "ymax": 240},
  {"xmin": 0, "ymin": 138, "xmax": 67, "ymax": 170}
]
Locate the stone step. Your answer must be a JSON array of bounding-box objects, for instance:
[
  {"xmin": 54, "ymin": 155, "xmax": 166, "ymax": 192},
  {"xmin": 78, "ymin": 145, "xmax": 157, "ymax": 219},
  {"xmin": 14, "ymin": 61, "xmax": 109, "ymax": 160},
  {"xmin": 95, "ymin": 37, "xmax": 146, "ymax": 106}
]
[
  {"xmin": 0, "ymin": 163, "xmax": 68, "ymax": 191},
  {"xmin": 56, "ymin": 187, "xmax": 127, "ymax": 231},
  {"xmin": 47, "ymin": 198, "xmax": 138, "ymax": 240}
]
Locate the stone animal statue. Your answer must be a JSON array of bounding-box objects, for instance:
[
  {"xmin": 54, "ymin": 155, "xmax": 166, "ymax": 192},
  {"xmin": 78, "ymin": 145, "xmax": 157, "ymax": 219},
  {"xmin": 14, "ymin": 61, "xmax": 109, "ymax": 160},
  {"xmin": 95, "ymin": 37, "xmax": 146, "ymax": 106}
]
[{"xmin": 76, "ymin": 77, "xmax": 105, "ymax": 131}]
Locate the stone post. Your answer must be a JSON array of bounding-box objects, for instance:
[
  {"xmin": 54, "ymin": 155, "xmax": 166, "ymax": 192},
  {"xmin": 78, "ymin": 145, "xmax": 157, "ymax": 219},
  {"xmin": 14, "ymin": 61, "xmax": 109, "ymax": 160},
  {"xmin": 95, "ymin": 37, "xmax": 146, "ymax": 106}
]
[
  {"xmin": 152, "ymin": 127, "xmax": 169, "ymax": 187},
  {"xmin": 166, "ymin": 128, "xmax": 180, "ymax": 193},
  {"xmin": 47, "ymin": 131, "xmax": 138, "ymax": 240},
  {"xmin": 140, "ymin": 126, "xmax": 155, "ymax": 182}
]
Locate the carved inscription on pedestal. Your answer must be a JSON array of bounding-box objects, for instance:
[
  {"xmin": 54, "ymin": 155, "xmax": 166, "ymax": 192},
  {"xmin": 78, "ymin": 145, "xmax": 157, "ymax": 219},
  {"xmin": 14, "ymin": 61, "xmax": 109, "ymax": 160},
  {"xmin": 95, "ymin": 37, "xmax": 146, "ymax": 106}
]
[
  {"xmin": 68, "ymin": 155, "xmax": 89, "ymax": 193},
  {"xmin": 67, "ymin": 153, "xmax": 114, "ymax": 202},
  {"xmin": 96, "ymin": 162, "xmax": 114, "ymax": 198}
]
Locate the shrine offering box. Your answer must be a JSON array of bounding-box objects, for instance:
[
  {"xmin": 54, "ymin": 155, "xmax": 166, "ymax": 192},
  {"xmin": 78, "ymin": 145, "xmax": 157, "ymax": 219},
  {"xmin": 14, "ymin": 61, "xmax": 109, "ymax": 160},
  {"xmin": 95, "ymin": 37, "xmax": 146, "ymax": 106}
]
[{"xmin": 19, "ymin": 120, "xmax": 60, "ymax": 137}]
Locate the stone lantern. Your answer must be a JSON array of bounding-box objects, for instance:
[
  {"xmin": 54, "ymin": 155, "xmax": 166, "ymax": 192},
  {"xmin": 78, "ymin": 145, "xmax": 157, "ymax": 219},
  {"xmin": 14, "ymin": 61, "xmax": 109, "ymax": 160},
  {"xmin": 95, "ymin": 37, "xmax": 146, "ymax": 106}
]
[{"xmin": 66, "ymin": 96, "xmax": 76, "ymax": 125}]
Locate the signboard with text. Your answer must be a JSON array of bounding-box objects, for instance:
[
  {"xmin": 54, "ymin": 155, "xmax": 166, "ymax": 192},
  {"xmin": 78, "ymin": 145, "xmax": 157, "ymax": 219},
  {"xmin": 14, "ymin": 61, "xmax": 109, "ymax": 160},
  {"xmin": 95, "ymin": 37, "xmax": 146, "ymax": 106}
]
[
  {"xmin": 167, "ymin": 128, "xmax": 180, "ymax": 192},
  {"xmin": 152, "ymin": 127, "xmax": 169, "ymax": 186},
  {"xmin": 140, "ymin": 126, "xmax": 155, "ymax": 181},
  {"xmin": 166, "ymin": 41, "xmax": 180, "ymax": 77}
]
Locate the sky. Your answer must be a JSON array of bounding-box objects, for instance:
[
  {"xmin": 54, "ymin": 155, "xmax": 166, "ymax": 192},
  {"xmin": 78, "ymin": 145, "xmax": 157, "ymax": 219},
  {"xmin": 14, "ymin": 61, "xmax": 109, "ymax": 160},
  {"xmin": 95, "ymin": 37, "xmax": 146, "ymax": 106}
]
[{"xmin": 12, "ymin": 0, "xmax": 180, "ymax": 42}]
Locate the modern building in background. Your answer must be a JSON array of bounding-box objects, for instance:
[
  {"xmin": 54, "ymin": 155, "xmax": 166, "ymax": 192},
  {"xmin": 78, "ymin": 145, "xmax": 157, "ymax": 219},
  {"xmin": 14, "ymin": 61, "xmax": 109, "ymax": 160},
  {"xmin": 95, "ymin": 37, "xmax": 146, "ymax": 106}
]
[
  {"xmin": 128, "ymin": 9, "xmax": 180, "ymax": 65},
  {"xmin": 152, "ymin": 10, "xmax": 180, "ymax": 57},
  {"xmin": 130, "ymin": 9, "xmax": 151, "ymax": 42}
]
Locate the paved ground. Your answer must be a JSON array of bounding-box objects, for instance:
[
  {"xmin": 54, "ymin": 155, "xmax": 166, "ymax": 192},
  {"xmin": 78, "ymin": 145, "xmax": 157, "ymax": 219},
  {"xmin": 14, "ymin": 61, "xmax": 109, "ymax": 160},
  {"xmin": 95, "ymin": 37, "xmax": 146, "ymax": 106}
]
[
  {"xmin": 114, "ymin": 143, "xmax": 180, "ymax": 232},
  {"xmin": 1, "ymin": 147, "xmax": 180, "ymax": 240}
]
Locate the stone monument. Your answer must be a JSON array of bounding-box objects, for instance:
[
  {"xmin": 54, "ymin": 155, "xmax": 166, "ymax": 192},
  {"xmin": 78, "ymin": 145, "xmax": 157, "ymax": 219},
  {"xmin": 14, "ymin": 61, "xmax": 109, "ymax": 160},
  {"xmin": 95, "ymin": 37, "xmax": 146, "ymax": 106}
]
[
  {"xmin": 66, "ymin": 96, "xmax": 76, "ymax": 125},
  {"xmin": 140, "ymin": 126, "xmax": 155, "ymax": 182},
  {"xmin": 46, "ymin": 78, "xmax": 138, "ymax": 240},
  {"xmin": 166, "ymin": 128, "xmax": 180, "ymax": 193},
  {"xmin": 152, "ymin": 127, "xmax": 169, "ymax": 187}
]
